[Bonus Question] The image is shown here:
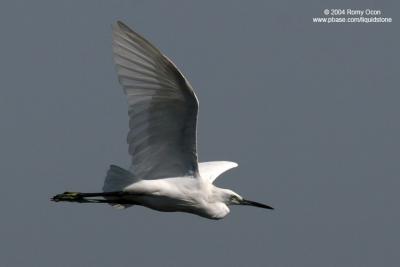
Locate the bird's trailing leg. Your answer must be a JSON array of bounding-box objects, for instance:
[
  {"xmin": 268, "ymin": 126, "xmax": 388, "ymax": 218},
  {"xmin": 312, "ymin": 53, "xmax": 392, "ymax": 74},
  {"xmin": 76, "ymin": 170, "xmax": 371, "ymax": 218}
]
[{"xmin": 51, "ymin": 191, "xmax": 134, "ymax": 204}]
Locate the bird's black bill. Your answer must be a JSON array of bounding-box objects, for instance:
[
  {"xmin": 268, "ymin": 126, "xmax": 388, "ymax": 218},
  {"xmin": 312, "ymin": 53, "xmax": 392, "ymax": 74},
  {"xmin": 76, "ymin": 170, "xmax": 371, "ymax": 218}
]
[{"xmin": 240, "ymin": 199, "xmax": 274, "ymax": 210}]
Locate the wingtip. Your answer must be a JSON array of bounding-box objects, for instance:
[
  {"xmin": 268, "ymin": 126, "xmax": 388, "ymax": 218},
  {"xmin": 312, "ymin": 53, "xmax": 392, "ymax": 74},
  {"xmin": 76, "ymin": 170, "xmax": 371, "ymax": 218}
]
[
  {"xmin": 114, "ymin": 20, "xmax": 132, "ymax": 32},
  {"xmin": 112, "ymin": 20, "xmax": 122, "ymax": 29}
]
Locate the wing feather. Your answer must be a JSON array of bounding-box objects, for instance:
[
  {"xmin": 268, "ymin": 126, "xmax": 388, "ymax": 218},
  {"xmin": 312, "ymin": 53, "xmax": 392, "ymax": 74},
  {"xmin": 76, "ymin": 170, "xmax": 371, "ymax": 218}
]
[{"xmin": 112, "ymin": 21, "xmax": 199, "ymax": 179}]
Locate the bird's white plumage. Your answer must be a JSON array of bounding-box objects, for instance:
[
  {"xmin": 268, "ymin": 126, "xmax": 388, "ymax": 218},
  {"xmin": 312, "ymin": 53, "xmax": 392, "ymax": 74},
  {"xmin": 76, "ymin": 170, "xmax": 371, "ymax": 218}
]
[
  {"xmin": 199, "ymin": 161, "xmax": 238, "ymax": 183},
  {"xmin": 112, "ymin": 21, "xmax": 199, "ymax": 180}
]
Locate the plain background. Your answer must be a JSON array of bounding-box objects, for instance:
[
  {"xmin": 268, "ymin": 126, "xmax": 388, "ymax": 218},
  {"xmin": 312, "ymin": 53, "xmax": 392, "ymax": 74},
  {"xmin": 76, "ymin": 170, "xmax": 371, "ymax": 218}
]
[{"xmin": 0, "ymin": 1, "xmax": 399, "ymax": 266}]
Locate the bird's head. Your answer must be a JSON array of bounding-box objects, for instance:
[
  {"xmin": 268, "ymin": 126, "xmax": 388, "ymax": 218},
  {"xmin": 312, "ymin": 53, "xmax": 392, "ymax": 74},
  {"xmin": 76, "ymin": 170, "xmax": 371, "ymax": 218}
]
[{"xmin": 219, "ymin": 188, "xmax": 274, "ymax": 210}]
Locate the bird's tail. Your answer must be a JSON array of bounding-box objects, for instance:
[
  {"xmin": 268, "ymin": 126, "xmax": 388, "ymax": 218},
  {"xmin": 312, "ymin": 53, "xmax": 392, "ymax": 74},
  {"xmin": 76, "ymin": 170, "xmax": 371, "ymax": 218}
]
[
  {"xmin": 103, "ymin": 165, "xmax": 138, "ymax": 192},
  {"xmin": 102, "ymin": 165, "xmax": 138, "ymax": 209}
]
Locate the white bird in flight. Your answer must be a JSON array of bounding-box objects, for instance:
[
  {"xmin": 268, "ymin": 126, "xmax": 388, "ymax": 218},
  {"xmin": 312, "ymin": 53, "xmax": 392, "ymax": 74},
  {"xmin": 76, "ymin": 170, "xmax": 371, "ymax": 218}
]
[{"xmin": 52, "ymin": 21, "xmax": 273, "ymax": 220}]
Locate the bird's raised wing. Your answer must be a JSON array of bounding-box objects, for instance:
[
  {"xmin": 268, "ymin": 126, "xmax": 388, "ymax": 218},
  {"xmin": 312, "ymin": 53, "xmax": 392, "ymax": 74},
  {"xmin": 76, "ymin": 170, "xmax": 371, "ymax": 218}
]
[
  {"xmin": 112, "ymin": 21, "xmax": 199, "ymax": 179},
  {"xmin": 199, "ymin": 161, "xmax": 238, "ymax": 183}
]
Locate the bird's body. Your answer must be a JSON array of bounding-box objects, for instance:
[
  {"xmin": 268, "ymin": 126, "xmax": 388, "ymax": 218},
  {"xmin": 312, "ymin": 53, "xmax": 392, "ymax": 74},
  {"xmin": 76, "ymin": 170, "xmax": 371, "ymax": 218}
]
[
  {"xmin": 122, "ymin": 177, "xmax": 230, "ymax": 219},
  {"xmin": 52, "ymin": 21, "xmax": 273, "ymax": 219}
]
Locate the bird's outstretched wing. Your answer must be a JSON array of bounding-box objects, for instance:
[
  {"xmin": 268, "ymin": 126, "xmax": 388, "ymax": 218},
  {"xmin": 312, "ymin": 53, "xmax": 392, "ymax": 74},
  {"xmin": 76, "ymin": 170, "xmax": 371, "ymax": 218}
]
[{"xmin": 112, "ymin": 21, "xmax": 199, "ymax": 180}]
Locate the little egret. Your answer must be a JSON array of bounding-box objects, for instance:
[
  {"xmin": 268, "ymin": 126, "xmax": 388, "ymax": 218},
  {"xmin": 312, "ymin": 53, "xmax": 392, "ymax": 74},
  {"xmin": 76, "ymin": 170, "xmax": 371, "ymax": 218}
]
[{"xmin": 52, "ymin": 21, "xmax": 273, "ymax": 219}]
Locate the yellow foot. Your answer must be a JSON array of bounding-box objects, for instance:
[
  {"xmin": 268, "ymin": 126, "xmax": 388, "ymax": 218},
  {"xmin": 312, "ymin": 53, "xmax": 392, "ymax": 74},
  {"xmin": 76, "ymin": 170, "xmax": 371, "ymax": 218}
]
[{"xmin": 51, "ymin": 192, "xmax": 82, "ymax": 202}]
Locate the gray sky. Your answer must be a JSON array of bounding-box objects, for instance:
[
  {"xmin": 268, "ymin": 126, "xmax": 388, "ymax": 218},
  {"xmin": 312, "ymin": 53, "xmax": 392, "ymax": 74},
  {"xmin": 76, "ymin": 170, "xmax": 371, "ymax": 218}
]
[{"xmin": 1, "ymin": 0, "xmax": 399, "ymax": 266}]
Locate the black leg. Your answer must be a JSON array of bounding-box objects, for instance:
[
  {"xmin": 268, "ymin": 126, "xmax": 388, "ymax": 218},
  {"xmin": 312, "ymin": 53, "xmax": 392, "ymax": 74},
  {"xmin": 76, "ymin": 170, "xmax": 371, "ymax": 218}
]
[{"xmin": 51, "ymin": 191, "xmax": 128, "ymax": 203}]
